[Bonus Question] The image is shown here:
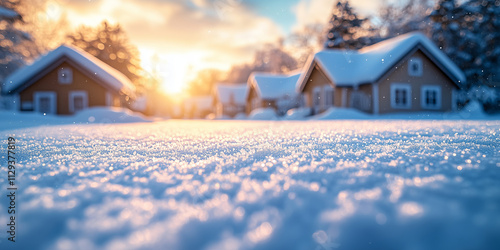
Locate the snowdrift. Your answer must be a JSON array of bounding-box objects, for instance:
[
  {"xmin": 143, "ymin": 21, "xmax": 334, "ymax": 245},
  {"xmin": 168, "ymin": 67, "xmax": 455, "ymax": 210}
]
[
  {"xmin": 311, "ymin": 107, "xmax": 372, "ymax": 120},
  {"xmin": 283, "ymin": 107, "xmax": 311, "ymax": 120},
  {"xmin": 0, "ymin": 106, "xmax": 150, "ymax": 131},
  {"xmin": 73, "ymin": 107, "xmax": 150, "ymax": 123},
  {"xmin": 248, "ymin": 108, "xmax": 278, "ymax": 120}
]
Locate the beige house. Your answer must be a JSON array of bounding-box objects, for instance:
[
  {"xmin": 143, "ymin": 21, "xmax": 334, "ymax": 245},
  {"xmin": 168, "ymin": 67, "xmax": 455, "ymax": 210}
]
[
  {"xmin": 1, "ymin": 45, "xmax": 135, "ymax": 115},
  {"xmin": 246, "ymin": 72, "xmax": 302, "ymax": 116},
  {"xmin": 296, "ymin": 32, "xmax": 466, "ymax": 115}
]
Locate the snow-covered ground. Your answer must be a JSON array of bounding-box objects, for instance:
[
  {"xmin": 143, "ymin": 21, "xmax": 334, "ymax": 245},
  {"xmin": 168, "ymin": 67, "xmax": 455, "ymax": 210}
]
[
  {"xmin": 0, "ymin": 107, "xmax": 151, "ymax": 131},
  {"xmin": 1, "ymin": 120, "xmax": 499, "ymax": 250}
]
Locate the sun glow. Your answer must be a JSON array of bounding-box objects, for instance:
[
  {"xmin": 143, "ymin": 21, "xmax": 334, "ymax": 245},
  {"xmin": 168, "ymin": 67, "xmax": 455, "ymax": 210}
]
[{"xmin": 140, "ymin": 50, "xmax": 203, "ymax": 95}]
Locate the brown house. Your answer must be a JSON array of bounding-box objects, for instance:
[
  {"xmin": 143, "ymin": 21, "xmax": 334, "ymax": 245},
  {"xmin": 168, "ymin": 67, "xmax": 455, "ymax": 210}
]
[
  {"xmin": 297, "ymin": 32, "xmax": 466, "ymax": 115},
  {"xmin": 1, "ymin": 45, "xmax": 135, "ymax": 115},
  {"xmin": 246, "ymin": 72, "xmax": 302, "ymax": 116}
]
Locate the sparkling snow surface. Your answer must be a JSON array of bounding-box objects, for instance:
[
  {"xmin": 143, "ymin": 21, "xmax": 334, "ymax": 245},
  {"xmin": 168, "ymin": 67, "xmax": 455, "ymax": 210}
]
[{"xmin": 1, "ymin": 121, "xmax": 500, "ymax": 250}]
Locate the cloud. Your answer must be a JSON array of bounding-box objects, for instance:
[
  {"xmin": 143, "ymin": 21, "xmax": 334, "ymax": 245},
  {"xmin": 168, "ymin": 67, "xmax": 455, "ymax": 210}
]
[{"xmin": 57, "ymin": 0, "xmax": 284, "ymax": 69}]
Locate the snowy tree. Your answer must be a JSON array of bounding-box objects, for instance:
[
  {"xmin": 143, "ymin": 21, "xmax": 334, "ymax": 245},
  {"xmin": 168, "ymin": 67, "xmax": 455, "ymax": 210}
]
[
  {"xmin": 324, "ymin": 0, "xmax": 376, "ymax": 49},
  {"xmin": 286, "ymin": 23, "xmax": 325, "ymax": 67},
  {"xmin": 378, "ymin": 0, "xmax": 433, "ymax": 37},
  {"xmin": 187, "ymin": 68, "xmax": 225, "ymax": 96},
  {"xmin": 464, "ymin": 0, "xmax": 500, "ymax": 86},
  {"xmin": 252, "ymin": 40, "xmax": 298, "ymax": 74},
  {"xmin": 0, "ymin": 0, "xmax": 37, "ymax": 83},
  {"xmin": 430, "ymin": 0, "xmax": 500, "ymax": 111},
  {"xmin": 225, "ymin": 41, "xmax": 298, "ymax": 83},
  {"xmin": 430, "ymin": 0, "xmax": 480, "ymax": 88},
  {"xmin": 67, "ymin": 21, "xmax": 144, "ymax": 91},
  {"xmin": 21, "ymin": 0, "xmax": 69, "ymax": 53}
]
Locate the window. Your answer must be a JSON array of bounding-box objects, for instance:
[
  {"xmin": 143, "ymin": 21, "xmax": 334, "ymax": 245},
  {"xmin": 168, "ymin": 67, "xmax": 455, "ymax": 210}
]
[
  {"xmin": 34, "ymin": 92, "xmax": 57, "ymax": 114},
  {"xmin": 58, "ymin": 68, "xmax": 73, "ymax": 84},
  {"xmin": 408, "ymin": 58, "xmax": 423, "ymax": 77},
  {"xmin": 391, "ymin": 84, "xmax": 411, "ymax": 109},
  {"xmin": 421, "ymin": 85, "xmax": 441, "ymax": 109},
  {"xmin": 69, "ymin": 91, "xmax": 88, "ymax": 113}
]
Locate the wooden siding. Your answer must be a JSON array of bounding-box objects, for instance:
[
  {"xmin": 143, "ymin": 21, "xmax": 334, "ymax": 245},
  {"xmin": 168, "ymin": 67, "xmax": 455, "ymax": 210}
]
[
  {"xmin": 19, "ymin": 61, "xmax": 118, "ymax": 115},
  {"xmin": 377, "ymin": 50, "xmax": 457, "ymax": 114}
]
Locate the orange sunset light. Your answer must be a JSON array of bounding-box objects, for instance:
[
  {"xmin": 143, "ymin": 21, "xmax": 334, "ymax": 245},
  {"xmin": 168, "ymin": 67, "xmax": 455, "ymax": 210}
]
[{"xmin": 33, "ymin": 0, "xmax": 379, "ymax": 96}]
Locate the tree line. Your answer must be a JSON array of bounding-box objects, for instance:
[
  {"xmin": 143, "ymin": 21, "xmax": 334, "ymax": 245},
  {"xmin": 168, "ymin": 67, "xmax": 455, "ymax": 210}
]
[{"xmin": 0, "ymin": 0, "xmax": 147, "ymax": 92}]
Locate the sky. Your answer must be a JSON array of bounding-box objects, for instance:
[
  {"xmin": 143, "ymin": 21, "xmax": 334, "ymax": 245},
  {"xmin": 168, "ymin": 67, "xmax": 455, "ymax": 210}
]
[{"xmin": 46, "ymin": 0, "xmax": 383, "ymax": 94}]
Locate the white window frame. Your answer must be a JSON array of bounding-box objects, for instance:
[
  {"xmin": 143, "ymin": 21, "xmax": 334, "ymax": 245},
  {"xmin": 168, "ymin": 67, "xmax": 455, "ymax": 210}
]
[
  {"xmin": 58, "ymin": 68, "xmax": 73, "ymax": 84},
  {"xmin": 69, "ymin": 91, "xmax": 88, "ymax": 113},
  {"xmin": 421, "ymin": 85, "xmax": 441, "ymax": 110},
  {"xmin": 34, "ymin": 91, "xmax": 57, "ymax": 114},
  {"xmin": 408, "ymin": 57, "xmax": 423, "ymax": 77},
  {"xmin": 390, "ymin": 83, "xmax": 412, "ymax": 109}
]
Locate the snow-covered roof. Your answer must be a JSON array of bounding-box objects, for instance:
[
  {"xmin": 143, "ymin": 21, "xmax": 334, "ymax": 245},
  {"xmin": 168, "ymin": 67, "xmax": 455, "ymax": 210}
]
[
  {"xmin": 215, "ymin": 84, "xmax": 247, "ymax": 106},
  {"xmin": 297, "ymin": 32, "xmax": 466, "ymax": 91},
  {"xmin": 249, "ymin": 72, "xmax": 301, "ymax": 100},
  {"xmin": 0, "ymin": 6, "xmax": 20, "ymax": 19},
  {"xmin": 2, "ymin": 45, "xmax": 135, "ymax": 97}
]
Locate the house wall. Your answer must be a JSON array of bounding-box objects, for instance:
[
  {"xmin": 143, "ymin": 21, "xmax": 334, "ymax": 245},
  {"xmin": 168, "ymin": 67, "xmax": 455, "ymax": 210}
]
[
  {"xmin": 344, "ymin": 84, "xmax": 373, "ymax": 113},
  {"xmin": 246, "ymin": 85, "xmax": 278, "ymax": 115},
  {"xmin": 377, "ymin": 49, "xmax": 457, "ymax": 114},
  {"xmin": 246, "ymin": 86, "xmax": 259, "ymax": 114},
  {"xmin": 19, "ymin": 61, "xmax": 119, "ymax": 115},
  {"xmin": 303, "ymin": 64, "xmax": 337, "ymax": 114}
]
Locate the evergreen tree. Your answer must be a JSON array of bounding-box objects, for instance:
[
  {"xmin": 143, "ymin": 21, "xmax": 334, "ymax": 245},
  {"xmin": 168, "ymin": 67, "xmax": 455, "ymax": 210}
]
[
  {"xmin": 0, "ymin": 0, "xmax": 37, "ymax": 83},
  {"xmin": 465, "ymin": 0, "xmax": 500, "ymax": 85},
  {"xmin": 324, "ymin": 0, "xmax": 375, "ymax": 49},
  {"xmin": 430, "ymin": 0, "xmax": 477, "ymax": 87},
  {"xmin": 430, "ymin": 0, "xmax": 500, "ymax": 88},
  {"xmin": 67, "ymin": 21, "xmax": 144, "ymax": 91},
  {"xmin": 430, "ymin": 0, "xmax": 500, "ymax": 110},
  {"xmin": 379, "ymin": 0, "xmax": 433, "ymax": 37}
]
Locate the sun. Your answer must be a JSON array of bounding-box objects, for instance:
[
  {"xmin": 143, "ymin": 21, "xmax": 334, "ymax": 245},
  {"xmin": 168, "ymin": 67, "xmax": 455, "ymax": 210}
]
[{"xmin": 140, "ymin": 49, "xmax": 202, "ymax": 95}]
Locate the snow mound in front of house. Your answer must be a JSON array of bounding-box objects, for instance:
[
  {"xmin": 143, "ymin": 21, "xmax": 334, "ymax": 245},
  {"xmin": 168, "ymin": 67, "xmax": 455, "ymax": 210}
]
[
  {"xmin": 248, "ymin": 108, "xmax": 278, "ymax": 120},
  {"xmin": 234, "ymin": 112, "xmax": 247, "ymax": 120},
  {"xmin": 0, "ymin": 107, "xmax": 150, "ymax": 131},
  {"xmin": 72, "ymin": 107, "xmax": 151, "ymax": 123},
  {"xmin": 307, "ymin": 102, "xmax": 499, "ymax": 120},
  {"xmin": 283, "ymin": 107, "xmax": 311, "ymax": 120},
  {"xmin": 311, "ymin": 107, "xmax": 372, "ymax": 120}
]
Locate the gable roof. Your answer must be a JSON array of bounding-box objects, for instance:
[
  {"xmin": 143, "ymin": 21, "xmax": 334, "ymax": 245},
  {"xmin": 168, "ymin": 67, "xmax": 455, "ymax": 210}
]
[
  {"xmin": 214, "ymin": 84, "xmax": 247, "ymax": 106},
  {"xmin": 297, "ymin": 32, "xmax": 466, "ymax": 92},
  {"xmin": 248, "ymin": 71, "xmax": 301, "ymax": 100},
  {"xmin": 2, "ymin": 45, "xmax": 135, "ymax": 96}
]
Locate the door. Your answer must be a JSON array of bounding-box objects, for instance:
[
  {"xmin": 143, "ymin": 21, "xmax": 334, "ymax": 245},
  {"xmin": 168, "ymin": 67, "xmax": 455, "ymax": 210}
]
[
  {"xmin": 34, "ymin": 92, "xmax": 57, "ymax": 114},
  {"xmin": 69, "ymin": 91, "xmax": 88, "ymax": 113}
]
